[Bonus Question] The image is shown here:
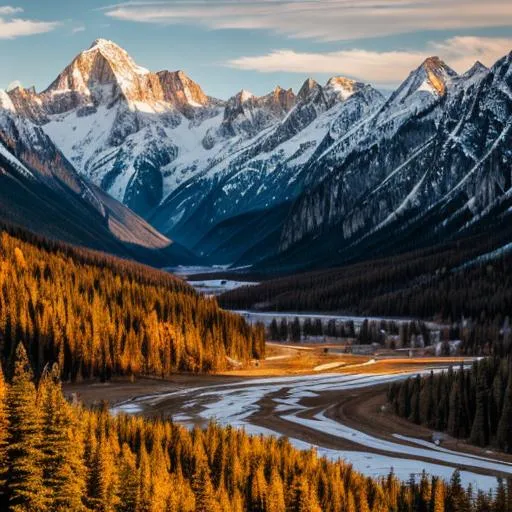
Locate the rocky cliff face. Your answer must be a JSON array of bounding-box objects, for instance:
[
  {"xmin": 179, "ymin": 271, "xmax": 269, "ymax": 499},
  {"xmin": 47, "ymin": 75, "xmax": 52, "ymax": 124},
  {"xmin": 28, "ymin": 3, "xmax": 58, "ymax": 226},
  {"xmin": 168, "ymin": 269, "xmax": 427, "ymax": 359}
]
[
  {"xmin": 157, "ymin": 69, "xmax": 210, "ymax": 115},
  {"xmin": 279, "ymin": 57, "xmax": 458, "ymax": 251}
]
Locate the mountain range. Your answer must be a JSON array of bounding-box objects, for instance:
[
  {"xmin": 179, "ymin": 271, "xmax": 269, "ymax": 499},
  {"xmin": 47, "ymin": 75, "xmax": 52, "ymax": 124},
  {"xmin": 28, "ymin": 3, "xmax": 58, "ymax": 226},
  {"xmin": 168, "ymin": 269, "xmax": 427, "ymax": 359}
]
[{"xmin": 1, "ymin": 39, "xmax": 511, "ymax": 271}]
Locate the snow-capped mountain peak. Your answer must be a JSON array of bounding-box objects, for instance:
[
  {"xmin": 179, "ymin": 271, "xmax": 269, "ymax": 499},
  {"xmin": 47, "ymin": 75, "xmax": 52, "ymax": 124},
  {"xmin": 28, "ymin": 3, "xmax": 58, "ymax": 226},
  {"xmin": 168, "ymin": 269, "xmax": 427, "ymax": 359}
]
[
  {"xmin": 297, "ymin": 78, "xmax": 322, "ymax": 102},
  {"xmin": 387, "ymin": 56, "xmax": 457, "ymax": 109},
  {"xmin": 4, "ymin": 40, "xmax": 510, "ymax": 269},
  {"xmin": 0, "ymin": 89, "xmax": 16, "ymax": 113},
  {"xmin": 40, "ymin": 38, "xmax": 158, "ymax": 113},
  {"xmin": 420, "ymin": 56, "xmax": 457, "ymax": 94},
  {"xmin": 324, "ymin": 77, "xmax": 361, "ymax": 102},
  {"xmin": 238, "ymin": 89, "xmax": 255, "ymax": 103},
  {"xmin": 463, "ymin": 61, "xmax": 489, "ymax": 79}
]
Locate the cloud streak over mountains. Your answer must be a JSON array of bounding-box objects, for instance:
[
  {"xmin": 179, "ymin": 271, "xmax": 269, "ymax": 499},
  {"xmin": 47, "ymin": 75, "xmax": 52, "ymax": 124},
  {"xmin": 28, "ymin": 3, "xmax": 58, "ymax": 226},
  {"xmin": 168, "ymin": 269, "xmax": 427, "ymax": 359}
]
[
  {"xmin": 0, "ymin": 5, "xmax": 59, "ymax": 39},
  {"xmin": 227, "ymin": 37, "xmax": 512, "ymax": 85},
  {"xmin": 104, "ymin": 0, "xmax": 512, "ymax": 42}
]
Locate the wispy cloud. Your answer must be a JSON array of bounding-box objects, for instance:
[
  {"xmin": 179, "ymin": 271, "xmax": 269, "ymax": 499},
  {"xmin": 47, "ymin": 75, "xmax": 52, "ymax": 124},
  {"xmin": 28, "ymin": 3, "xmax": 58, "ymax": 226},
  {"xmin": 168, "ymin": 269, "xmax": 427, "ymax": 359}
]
[
  {"xmin": 227, "ymin": 36, "xmax": 512, "ymax": 85},
  {"xmin": 103, "ymin": 0, "xmax": 512, "ymax": 42},
  {"xmin": 0, "ymin": 5, "xmax": 60, "ymax": 39},
  {"xmin": 0, "ymin": 6, "xmax": 23, "ymax": 15},
  {"xmin": 71, "ymin": 25, "xmax": 86, "ymax": 34}
]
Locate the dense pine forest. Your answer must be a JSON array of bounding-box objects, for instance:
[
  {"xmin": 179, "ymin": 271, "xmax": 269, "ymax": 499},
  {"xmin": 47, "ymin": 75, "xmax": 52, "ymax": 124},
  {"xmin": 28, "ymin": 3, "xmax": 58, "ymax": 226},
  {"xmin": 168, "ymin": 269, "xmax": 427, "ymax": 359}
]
[
  {"xmin": 220, "ymin": 227, "xmax": 512, "ymax": 355},
  {"xmin": 388, "ymin": 357, "xmax": 512, "ymax": 453},
  {"xmin": 266, "ymin": 316, "xmax": 432, "ymax": 348},
  {"xmin": 0, "ymin": 226, "xmax": 265, "ymax": 380},
  {"xmin": 1, "ymin": 342, "xmax": 511, "ymax": 512}
]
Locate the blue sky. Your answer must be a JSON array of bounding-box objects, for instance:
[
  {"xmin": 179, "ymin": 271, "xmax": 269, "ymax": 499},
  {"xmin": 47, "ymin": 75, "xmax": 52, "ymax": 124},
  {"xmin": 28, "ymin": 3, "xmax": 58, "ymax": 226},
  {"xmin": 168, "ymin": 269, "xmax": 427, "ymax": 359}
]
[{"xmin": 1, "ymin": 0, "xmax": 511, "ymax": 98}]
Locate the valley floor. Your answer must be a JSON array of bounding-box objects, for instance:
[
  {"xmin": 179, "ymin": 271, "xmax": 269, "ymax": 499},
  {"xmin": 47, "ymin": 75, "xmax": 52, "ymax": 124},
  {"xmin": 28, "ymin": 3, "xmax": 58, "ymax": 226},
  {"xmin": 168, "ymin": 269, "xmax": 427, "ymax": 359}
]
[{"xmin": 65, "ymin": 345, "xmax": 512, "ymax": 492}]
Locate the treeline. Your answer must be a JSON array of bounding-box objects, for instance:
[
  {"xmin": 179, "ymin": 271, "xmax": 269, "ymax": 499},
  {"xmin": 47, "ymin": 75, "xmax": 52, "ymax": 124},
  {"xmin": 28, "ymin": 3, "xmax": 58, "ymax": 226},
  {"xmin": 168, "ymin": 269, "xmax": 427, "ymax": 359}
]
[
  {"xmin": 220, "ymin": 228, "xmax": 512, "ymax": 355},
  {"xmin": 0, "ymin": 229, "xmax": 265, "ymax": 380},
  {"xmin": 267, "ymin": 317, "xmax": 432, "ymax": 347},
  {"xmin": 1, "ymin": 342, "xmax": 511, "ymax": 512},
  {"xmin": 388, "ymin": 357, "xmax": 512, "ymax": 452},
  {"xmin": 267, "ymin": 317, "xmax": 354, "ymax": 342}
]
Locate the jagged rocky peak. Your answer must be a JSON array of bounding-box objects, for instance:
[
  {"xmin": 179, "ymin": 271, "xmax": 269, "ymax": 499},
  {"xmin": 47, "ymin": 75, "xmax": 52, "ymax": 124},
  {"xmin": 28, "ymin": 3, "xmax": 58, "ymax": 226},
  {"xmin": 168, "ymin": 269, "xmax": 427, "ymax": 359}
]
[
  {"xmin": 462, "ymin": 61, "xmax": 489, "ymax": 79},
  {"xmin": 47, "ymin": 38, "xmax": 148, "ymax": 92},
  {"xmin": 235, "ymin": 89, "xmax": 255, "ymax": 104},
  {"xmin": 417, "ymin": 56, "xmax": 457, "ymax": 95},
  {"xmin": 297, "ymin": 78, "xmax": 322, "ymax": 102},
  {"xmin": 41, "ymin": 38, "xmax": 163, "ymax": 113},
  {"xmin": 221, "ymin": 86, "xmax": 295, "ymax": 138},
  {"xmin": 389, "ymin": 56, "xmax": 457, "ymax": 106},
  {"xmin": 324, "ymin": 77, "xmax": 362, "ymax": 101},
  {"xmin": 266, "ymin": 85, "xmax": 296, "ymax": 111},
  {"xmin": 6, "ymin": 85, "xmax": 47, "ymax": 123},
  {"xmin": 156, "ymin": 69, "xmax": 209, "ymax": 110}
]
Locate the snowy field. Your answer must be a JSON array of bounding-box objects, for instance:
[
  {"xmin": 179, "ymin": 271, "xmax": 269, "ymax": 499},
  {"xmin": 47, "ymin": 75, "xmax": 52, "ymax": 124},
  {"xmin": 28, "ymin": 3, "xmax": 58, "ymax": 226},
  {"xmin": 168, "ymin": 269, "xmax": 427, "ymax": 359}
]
[
  {"xmin": 165, "ymin": 266, "xmax": 259, "ymax": 296},
  {"xmin": 186, "ymin": 279, "xmax": 259, "ymax": 296},
  {"xmin": 111, "ymin": 368, "xmax": 508, "ymax": 491}
]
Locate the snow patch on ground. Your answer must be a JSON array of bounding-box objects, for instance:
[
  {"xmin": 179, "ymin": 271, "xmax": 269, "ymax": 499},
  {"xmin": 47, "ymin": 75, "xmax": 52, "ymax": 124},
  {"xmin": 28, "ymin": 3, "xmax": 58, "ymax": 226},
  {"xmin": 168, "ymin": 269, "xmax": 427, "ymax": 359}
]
[{"xmin": 313, "ymin": 362, "xmax": 345, "ymax": 371}]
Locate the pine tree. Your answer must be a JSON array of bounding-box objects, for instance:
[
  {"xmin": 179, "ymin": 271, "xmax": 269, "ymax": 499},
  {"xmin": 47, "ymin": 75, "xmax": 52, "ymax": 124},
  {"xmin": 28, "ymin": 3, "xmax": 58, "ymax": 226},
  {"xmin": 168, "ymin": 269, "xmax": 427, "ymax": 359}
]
[
  {"xmin": 250, "ymin": 463, "xmax": 267, "ymax": 512},
  {"xmin": 409, "ymin": 375, "xmax": 421, "ymax": 424},
  {"xmin": 0, "ymin": 365, "xmax": 8, "ymax": 492},
  {"xmin": 117, "ymin": 444, "xmax": 138, "ymax": 512},
  {"xmin": 266, "ymin": 470, "xmax": 285, "ymax": 512},
  {"xmin": 279, "ymin": 319, "xmax": 288, "ymax": 342},
  {"xmin": 447, "ymin": 374, "xmax": 463, "ymax": 438},
  {"xmin": 469, "ymin": 373, "xmax": 489, "ymax": 447},
  {"xmin": 136, "ymin": 440, "xmax": 152, "ymax": 512},
  {"xmin": 446, "ymin": 470, "xmax": 470, "ymax": 512},
  {"xmin": 192, "ymin": 457, "xmax": 219, "ymax": 512},
  {"xmin": 419, "ymin": 372, "xmax": 435, "ymax": 427},
  {"xmin": 431, "ymin": 477, "xmax": 444, "ymax": 512},
  {"xmin": 88, "ymin": 433, "xmax": 120, "ymax": 512},
  {"xmin": 494, "ymin": 478, "xmax": 507, "ymax": 512},
  {"xmin": 290, "ymin": 318, "xmax": 301, "ymax": 343},
  {"xmin": 289, "ymin": 475, "xmax": 321, "ymax": 512},
  {"xmin": 497, "ymin": 373, "xmax": 512, "ymax": 452},
  {"xmin": 39, "ymin": 364, "xmax": 87, "ymax": 511},
  {"xmin": 7, "ymin": 343, "xmax": 47, "ymax": 512},
  {"xmin": 269, "ymin": 319, "xmax": 279, "ymax": 341}
]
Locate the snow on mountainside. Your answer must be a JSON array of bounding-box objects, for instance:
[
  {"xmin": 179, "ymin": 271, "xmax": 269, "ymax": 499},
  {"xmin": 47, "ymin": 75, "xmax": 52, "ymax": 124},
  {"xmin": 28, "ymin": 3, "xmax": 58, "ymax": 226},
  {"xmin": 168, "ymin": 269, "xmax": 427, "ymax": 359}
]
[
  {"xmin": 2, "ymin": 39, "xmax": 383, "ymax": 243},
  {"xmin": 274, "ymin": 52, "xmax": 512, "ymax": 269},
  {"xmin": 0, "ymin": 90, "xmax": 197, "ymax": 266},
  {"xmin": 3, "ymin": 40, "xmax": 511, "ymax": 269},
  {"xmin": 279, "ymin": 56, "xmax": 459, "ymax": 252},
  {"xmin": 150, "ymin": 76, "xmax": 385, "ymax": 254}
]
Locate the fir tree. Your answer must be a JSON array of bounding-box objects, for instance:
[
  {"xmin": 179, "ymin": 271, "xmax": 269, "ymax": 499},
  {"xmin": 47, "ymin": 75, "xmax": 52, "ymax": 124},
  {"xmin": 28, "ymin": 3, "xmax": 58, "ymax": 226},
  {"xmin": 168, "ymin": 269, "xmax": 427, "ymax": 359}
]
[
  {"xmin": 469, "ymin": 373, "xmax": 489, "ymax": 447},
  {"xmin": 7, "ymin": 343, "xmax": 47, "ymax": 512},
  {"xmin": 39, "ymin": 364, "xmax": 87, "ymax": 511},
  {"xmin": 0, "ymin": 365, "xmax": 9, "ymax": 500},
  {"xmin": 497, "ymin": 373, "xmax": 512, "ymax": 452}
]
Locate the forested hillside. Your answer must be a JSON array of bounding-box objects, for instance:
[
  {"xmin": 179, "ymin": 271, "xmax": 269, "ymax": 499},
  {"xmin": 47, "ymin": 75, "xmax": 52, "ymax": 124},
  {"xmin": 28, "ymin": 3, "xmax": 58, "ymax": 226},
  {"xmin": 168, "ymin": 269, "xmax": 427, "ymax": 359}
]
[
  {"xmin": 1, "ymin": 343, "xmax": 509, "ymax": 512},
  {"xmin": 220, "ymin": 227, "xmax": 512, "ymax": 355},
  {"xmin": 0, "ymin": 226, "xmax": 264, "ymax": 380},
  {"xmin": 388, "ymin": 357, "xmax": 512, "ymax": 453}
]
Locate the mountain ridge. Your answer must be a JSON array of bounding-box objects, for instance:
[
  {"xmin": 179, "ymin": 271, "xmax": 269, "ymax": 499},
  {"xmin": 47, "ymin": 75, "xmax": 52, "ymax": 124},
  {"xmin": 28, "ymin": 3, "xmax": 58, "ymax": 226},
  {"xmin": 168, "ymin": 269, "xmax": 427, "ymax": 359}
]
[{"xmin": 3, "ymin": 39, "xmax": 511, "ymax": 271}]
